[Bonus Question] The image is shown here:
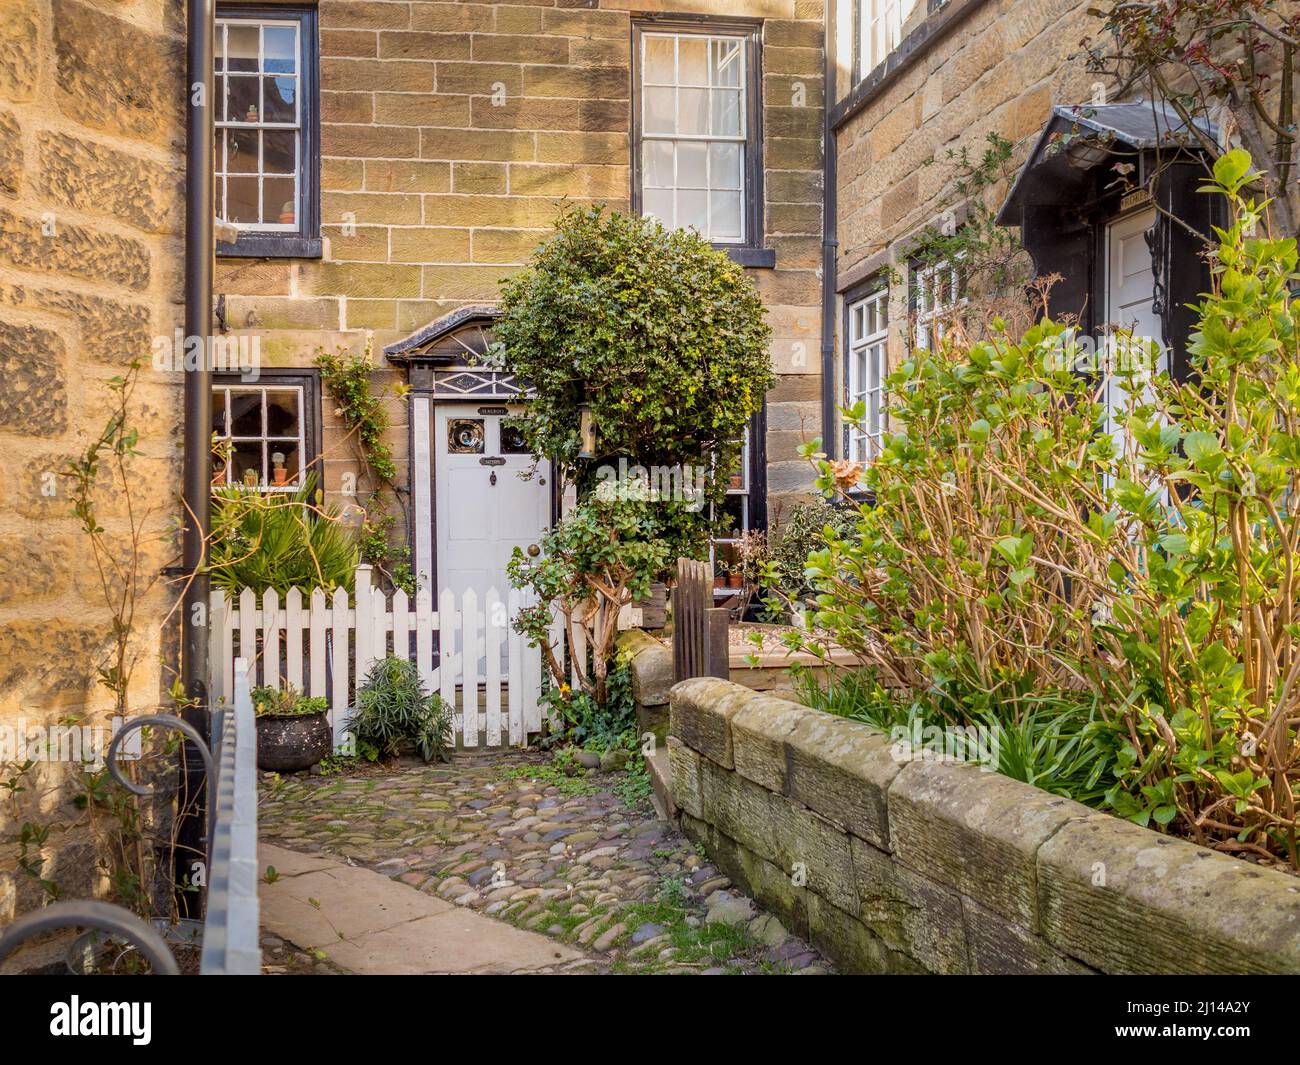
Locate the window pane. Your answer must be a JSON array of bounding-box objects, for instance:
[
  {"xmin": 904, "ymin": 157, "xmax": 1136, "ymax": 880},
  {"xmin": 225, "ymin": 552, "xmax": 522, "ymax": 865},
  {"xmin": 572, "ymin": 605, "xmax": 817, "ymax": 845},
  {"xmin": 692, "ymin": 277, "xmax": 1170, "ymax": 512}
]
[
  {"xmin": 267, "ymin": 442, "xmax": 301, "ymax": 485},
  {"xmin": 642, "ymin": 139, "xmax": 673, "ymax": 187},
  {"xmin": 216, "ymin": 24, "xmax": 226, "ymax": 73},
  {"xmin": 637, "ymin": 31, "xmax": 750, "ymax": 245},
  {"xmin": 448, "ymin": 418, "xmax": 485, "ymax": 454},
  {"xmin": 265, "ymin": 389, "xmax": 300, "ymax": 435},
  {"xmin": 678, "ymin": 37, "xmax": 708, "ymax": 85},
  {"xmin": 712, "ymin": 40, "xmax": 742, "ymax": 87},
  {"xmin": 677, "ymin": 141, "xmax": 707, "ymax": 188},
  {"xmin": 212, "ymin": 389, "xmax": 228, "ymax": 436},
  {"xmin": 709, "ymin": 191, "xmax": 741, "ymax": 241},
  {"xmin": 643, "ymin": 187, "xmax": 673, "ymax": 225},
  {"xmin": 227, "ymin": 23, "xmax": 259, "ymax": 72},
  {"xmin": 264, "ymin": 177, "xmax": 296, "ymax": 225},
  {"xmin": 263, "ymin": 76, "xmax": 296, "ymax": 123},
  {"xmin": 711, "ymin": 89, "xmax": 741, "ymax": 137},
  {"xmin": 230, "ymin": 443, "xmax": 264, "ymax": 487},
  {"xmin": 643, "ymin": 35, "xmax": 675, "ymax": 83},
  {"xmin": 720, "ymin": 493, "xmax": 746, "ymax": 536},
  {"xmin": 229, "ymin": 391, "xmax": 263, "ymax": 436},
  {"xmin": 263, "ymin": 26, "xmax": 297, "ymax": 74},
  {"xmin": 678, "ymin": 87, "xmax": 709, "ymax": 135},
  {"xmin": 851, "ymin": 349, "xmax": 866, "ymax": 397},
  {"xmin": 709, "ymin": 142, "xmax": 741, "ymax": 189},
  {"xmin": 227, "ymin": 75, "xmax": 260, "ymax": 122},
  {"xmin": 227, "ymin": 175, "xmax": 260, "ymax": 223},
  {"xmin": 262, "ymin": 129, "xmax": 296, "ymax": 174},
  {"xmin": 226, "ymin": 128, "xmax": 257, "ymax": 172},
  {"xmin": 644, "ymin": 86, "xmax": 675, "ymax": 135},
  {"xmin": 677, "ymin": 189, "xmax": 708, "ymax": 233}
]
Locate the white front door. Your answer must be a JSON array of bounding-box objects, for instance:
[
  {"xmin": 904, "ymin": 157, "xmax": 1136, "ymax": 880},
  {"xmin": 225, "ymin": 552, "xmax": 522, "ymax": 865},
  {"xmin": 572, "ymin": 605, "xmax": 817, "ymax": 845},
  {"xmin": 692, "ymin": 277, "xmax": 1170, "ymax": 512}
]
[
  {"xmin": 1104, "ymin": 207, "xmax": 1167, "ymax": 445},
  {"xmin": 433, "ymin": 403, "xmax": 551, "ymax": 601}
]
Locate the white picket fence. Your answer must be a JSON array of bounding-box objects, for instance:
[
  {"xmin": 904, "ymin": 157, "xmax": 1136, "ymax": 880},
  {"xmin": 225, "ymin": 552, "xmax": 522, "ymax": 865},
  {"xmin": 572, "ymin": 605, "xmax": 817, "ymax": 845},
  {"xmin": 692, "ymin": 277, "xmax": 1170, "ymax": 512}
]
[{"xmin": 209, "ymin": 564, "xmax": 563, "ymax": 750}]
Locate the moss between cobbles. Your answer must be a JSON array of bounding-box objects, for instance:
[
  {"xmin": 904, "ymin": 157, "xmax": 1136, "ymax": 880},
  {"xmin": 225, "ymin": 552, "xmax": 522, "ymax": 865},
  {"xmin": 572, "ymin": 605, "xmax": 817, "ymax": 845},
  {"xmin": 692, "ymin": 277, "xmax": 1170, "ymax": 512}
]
[
  {"xmin": 498, "ymin": 761, "xmax": 600, "ymax": 798},
  {"xmin": 496, "ymin": 871, "xmax": 770, "ymax": 975}
]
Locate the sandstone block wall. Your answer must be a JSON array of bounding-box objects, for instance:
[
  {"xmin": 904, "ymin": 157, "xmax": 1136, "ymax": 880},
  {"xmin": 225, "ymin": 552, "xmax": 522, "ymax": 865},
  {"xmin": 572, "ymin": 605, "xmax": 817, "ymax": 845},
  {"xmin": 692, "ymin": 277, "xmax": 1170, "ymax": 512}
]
[
  {"xmin": 669, "ymin": 677, "xmax": 1300, "ymax": 975},
  {"xmin": 0, "ymin": 0, "xmax": 186, "ymax": 918},
  {"xmin": 830, "ymin": 0, "xmax": 1100, "ymax": 414},
  {"xmin": 215, "ymin": 0, "xmax": 827, "ymax": 521}
]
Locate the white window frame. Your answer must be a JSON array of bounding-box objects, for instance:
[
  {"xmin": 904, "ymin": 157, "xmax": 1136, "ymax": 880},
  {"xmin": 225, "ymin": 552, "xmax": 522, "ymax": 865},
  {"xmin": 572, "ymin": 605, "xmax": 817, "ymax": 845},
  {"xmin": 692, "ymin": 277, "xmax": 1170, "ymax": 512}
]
[
  {"xmin": 710, "ymin": 425, "xmax": 752, "ymax": 594},
  {"xmin": 847, "ymin": 288, "xmax": 889, "ymax": 462},
  {"xmin": 638, "ymin": 29, "xmax": 749, "ymax": 245},
  {"xmin": 913, "ymin": 258, "xmax": 965, "ymax": 352},
  {"xmin": 857, "ymin": 0, "xmax": 919, "ymax": 80},
  {"xmin": 215, "ymin": 16, "xmax": 303, "ymax": 233},
  {"xmin": 213, "ymin": 383, "xmax": 307, "ymax": 492}
]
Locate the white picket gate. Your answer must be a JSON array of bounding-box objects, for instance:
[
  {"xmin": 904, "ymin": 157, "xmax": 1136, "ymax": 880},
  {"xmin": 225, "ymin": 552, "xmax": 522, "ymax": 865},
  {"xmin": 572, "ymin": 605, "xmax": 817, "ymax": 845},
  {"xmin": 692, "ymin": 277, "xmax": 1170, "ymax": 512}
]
[{"xmin": 209, "ymin": 564, "xmax": 563, "ymax": 750}]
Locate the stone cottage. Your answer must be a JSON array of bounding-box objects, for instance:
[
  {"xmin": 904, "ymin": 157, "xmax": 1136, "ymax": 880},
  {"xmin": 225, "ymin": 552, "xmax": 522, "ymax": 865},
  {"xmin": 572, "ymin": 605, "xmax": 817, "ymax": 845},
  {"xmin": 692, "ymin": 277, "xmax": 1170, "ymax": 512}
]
[
  {"xmin": 824, "ymin": 0, "xmax": 1272, "ymax": 462},
  {"xmin": 212, "ymin": 0, "xmax": 827, "ymax": 601},
  {"xmin": 0, "ymin": 0, "xmax": 1269, "ymax": 921}
]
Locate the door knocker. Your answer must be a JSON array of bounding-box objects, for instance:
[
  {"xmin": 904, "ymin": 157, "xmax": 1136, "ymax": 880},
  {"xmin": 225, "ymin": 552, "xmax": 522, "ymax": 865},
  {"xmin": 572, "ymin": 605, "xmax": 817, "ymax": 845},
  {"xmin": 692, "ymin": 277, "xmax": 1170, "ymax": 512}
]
[{"xmin": 489, "ymin": 471, "xmax": 497, "ymax": 486}]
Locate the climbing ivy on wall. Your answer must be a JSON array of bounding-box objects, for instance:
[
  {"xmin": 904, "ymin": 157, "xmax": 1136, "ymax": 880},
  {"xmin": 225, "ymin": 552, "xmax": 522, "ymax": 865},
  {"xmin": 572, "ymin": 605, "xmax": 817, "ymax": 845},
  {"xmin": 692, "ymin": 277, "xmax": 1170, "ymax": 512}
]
[{"xmin": 315, "ymin": 341, "xmax": 415, "ymax": 594}]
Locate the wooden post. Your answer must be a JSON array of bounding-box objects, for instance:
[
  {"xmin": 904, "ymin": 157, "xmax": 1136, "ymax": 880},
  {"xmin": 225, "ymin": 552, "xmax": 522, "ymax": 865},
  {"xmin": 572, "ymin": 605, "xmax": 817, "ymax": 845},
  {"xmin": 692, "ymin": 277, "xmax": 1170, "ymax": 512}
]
[
  {"xmin": 704, "ymin": 607, "xmax": 730, "ymax": 681},
  {"xmin": 672, "ymin": 557, "xmax": 717, "ymax": 682}
]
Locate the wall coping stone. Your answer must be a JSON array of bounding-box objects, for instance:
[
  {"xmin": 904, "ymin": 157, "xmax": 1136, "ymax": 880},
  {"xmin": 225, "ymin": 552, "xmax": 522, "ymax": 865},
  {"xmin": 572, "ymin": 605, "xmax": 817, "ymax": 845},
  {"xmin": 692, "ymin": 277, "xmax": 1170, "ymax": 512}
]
[{"xmin": 617, "ymin": 628, "xmax": 673, "ymax": 707}]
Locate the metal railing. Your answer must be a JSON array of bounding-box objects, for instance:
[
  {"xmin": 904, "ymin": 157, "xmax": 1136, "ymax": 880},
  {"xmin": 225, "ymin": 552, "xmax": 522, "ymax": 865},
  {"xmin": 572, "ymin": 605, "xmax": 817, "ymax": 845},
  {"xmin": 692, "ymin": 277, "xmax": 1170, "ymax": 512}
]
[
  {"xmin": 199, "ymin": 658, "xmax": 260, "ymax": 974},
  {"xmin": 0, "ymin": 658, "xmax": 261, "ymax": 975}
]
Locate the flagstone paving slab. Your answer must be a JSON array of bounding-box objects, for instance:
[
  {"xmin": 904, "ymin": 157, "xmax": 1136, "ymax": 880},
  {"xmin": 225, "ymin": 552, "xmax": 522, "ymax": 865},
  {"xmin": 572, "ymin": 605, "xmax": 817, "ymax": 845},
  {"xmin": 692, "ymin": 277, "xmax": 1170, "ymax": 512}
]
[
  {"xmin": 259, "ymin": 842, "xmax": 582, "ymax": 974},
  {"xmin": 257, "ymin": 750, "xmax": 831, "ymax": 974}
]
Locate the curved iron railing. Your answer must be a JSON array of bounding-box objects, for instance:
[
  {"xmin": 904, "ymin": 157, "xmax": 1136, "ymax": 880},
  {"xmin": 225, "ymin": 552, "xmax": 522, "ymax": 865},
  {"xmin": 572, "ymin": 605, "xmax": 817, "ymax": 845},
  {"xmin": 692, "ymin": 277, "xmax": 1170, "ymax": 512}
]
[
  {"xmin": 107, "ymin": 713, "xmax": 217, "ymax": 853},
  {"xmin": 1, "ymin": 658, "xmax": 260, "ymax": 975},
  {"xmin": 0, "ymin": 900, "xmax": 180, "ymax": 975}
]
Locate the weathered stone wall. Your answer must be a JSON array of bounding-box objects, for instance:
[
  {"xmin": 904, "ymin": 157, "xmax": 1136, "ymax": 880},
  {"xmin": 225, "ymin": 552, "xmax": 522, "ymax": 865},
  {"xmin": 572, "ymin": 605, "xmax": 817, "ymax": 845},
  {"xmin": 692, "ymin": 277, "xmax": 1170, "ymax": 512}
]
[
  {"xmin": 214, "ymin": 0, "xmax": 826, "ymax": 522},
  {"xmin": 0, "ymin": 0, "xmax": 186, "ymax": 919},
  {"xmin": 669, "ymin": 678, "xmax": 1300, "ymax": 974}
]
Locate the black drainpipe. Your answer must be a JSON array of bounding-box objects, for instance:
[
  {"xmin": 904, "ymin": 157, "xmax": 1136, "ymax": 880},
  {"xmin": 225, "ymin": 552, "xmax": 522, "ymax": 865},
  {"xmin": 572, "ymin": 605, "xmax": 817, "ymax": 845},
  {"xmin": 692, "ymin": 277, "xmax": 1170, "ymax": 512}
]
[
  {"xmin": 177, "ymin": 0, "xmax": 214, "ymax": 916},
  {"xmin": 820, "ymin": 6, "xmax": 839, "ymax": 458}
]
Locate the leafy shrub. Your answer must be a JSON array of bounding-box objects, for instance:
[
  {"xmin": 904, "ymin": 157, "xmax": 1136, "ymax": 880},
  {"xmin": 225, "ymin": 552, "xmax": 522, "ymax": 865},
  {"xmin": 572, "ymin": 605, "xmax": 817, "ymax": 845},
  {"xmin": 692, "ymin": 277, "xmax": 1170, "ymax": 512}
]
[
  {"xmin": 801, "ymin": 151, "xmax": 1300, "ymax": 867},
  {"xmin": 541, "ymin": 653, "xmax": 637, "ymax": 752},
  {"xmin": 209, "ymin": 473, "xmax": 358, "ymax": 595},
  {"xmin": 350, "ymin": 656, "xmax": 453, "ymax": 763},
  {"xmin": 762, "ymin": 499, "xmax": 857, "ymax": 607},
  {"xmin": 511, "ymin": 496, "xmax": 670, "ymax": 706},
  {"xmin": 494, "ymin": 205, "xmax": 774, "ymax": 710},
  {"xmin": 251, "ymin": 685, "xmax": 328, "ymax": 718},
  {"xmin": 493, "ymin": 204, "xmax": 773, "ymax": 530},
  {"xmin": 799, "ymin": 669, "xmax": 1113, "ymax": 806}
]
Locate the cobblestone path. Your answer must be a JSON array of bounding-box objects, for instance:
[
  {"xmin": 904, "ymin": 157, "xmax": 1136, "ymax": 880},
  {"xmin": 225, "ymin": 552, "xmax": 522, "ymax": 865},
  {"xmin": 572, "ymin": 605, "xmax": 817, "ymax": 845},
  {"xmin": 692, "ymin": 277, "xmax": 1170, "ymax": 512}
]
[{"xmin": 258, "ymin": 751, "xmax": 831, "ymax": 975}]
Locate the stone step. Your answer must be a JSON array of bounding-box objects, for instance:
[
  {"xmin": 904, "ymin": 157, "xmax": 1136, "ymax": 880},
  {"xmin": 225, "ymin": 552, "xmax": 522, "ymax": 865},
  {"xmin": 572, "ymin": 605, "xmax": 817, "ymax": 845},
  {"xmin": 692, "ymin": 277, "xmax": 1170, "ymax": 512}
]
[{"xmin": 647, "ymin": 745, "xmax": 676, "ymax": 823}]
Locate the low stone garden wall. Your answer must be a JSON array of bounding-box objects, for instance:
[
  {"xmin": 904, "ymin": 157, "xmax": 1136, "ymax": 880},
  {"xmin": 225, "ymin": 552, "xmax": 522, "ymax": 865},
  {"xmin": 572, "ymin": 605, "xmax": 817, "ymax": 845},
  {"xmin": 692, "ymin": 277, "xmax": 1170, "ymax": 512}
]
[
  {"xmin": 668, "ymin": 677, "xmax": 1300, "ymax": 975},
  {"xmin": 618, "ymin": 629, "xmax": 674, "ymax": 747}
]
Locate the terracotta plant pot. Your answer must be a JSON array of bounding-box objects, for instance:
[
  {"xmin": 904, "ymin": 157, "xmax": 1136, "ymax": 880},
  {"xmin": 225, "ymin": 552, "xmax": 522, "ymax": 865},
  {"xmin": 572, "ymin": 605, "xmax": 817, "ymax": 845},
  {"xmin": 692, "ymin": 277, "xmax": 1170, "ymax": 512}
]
[
  {"xmin": 727, "ymin": 572, "xmax": 743, "ymax": 589},
  {"xmin": 714, "ymin": 576, "xmax": 726, "ymax": 589},
  {"xmin": 256, "ymin": 712, "xmax": 332, "ymax": 772},
  {"xmin": 272, "ymin": 466, "xmax": 289, "ymax": 485}
]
